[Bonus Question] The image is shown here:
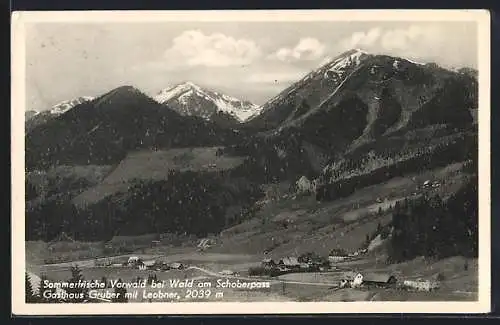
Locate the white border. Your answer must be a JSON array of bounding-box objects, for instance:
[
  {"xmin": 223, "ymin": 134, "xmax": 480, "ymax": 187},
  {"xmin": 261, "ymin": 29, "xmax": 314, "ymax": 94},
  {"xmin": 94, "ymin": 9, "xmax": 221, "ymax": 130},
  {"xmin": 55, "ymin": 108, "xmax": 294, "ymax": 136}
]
[{"xmin": 11, "ymin": 9, "xmax": 491, "ymax": 315}]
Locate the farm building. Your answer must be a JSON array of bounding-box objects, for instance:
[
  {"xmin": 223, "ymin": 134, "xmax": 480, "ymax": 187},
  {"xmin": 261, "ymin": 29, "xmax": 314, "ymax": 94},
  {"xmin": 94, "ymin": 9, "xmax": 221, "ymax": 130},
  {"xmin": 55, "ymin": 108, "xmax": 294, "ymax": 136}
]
[
  {"xmin": 296, "ymin": 176, "xmax": 313, "ymax": 194},
  {"xmin": 94, "ymin": 258, "xmax": 112, "ymax": 267},
  {"xmin": 402, "ymin": 280, "xmax": 440, "ymax": 292},
  {"xmin": 340, "ymin": 271, "xmax": 364, "ymax": 288},
  {"xmin": 339, "ymin": 279, "xmax": 349, "ymax": 288},
  {"xmin": 219, "ymin": 270, "xmax": 236, "ymax": 276},
  {"xmin": 278, "ymin": 257, "xmax": 301, "ymax": 269},
  {"xmin": 127, "ymin": 256, "xmax": 140, "ymax": 265},
  {"xmin": 169, "ymin": 262, "xmax": 185, "ymax": 270},
  {"xmin": 328, "ymin": 255, "xmax": 348, "ymax": 263},
  {"xmin": 362, "ymin": 273, "xmax": 397, "ymax": 287},
  {"xmin": 143, "ymin": 260, "xmax": 157, "ymax": 269},
  {"xmin": 261, "ymin": 258, "xmax": 276, "ymax": 268}
]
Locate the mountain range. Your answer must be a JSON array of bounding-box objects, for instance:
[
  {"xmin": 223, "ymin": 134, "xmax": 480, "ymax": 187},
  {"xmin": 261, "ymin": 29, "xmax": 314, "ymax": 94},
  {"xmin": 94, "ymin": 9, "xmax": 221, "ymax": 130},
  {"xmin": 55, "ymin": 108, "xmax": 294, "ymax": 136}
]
[
  {"xmin": 154, "ymin": 81, "xmax": 262, "ymax": 123},
  {"xmin": 25, "ymin": 96, "xmax": 94, "ymax": 133},
  {"xmin": 24, "ymin": 49, "xmax": 478, "ymax": 242}
]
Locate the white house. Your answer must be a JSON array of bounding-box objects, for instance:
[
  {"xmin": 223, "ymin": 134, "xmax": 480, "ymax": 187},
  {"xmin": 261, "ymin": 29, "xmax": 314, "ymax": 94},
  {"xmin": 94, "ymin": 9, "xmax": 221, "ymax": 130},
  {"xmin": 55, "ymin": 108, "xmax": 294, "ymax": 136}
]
[
  {"xmin": 328, "ymin": 255, "xmax": 348, "ymax": 263},
  {"xmin": 219, "ymin": 270, "xmax": 235, "ymax": 276},
  {"xmin": 351, "ymin": 273, "xmax": 364, "ymax": 288},
  {"xmin": 127, "ymin": 256, "xmax": 139, "ymax": 264},
  {"xmin": 296, "ymin": 176, "xmax": 313, "ymax": 194},
  {"xmin": 340, "ymin": 272, "xmax": 363, "ymax": 288},
  {"xmin": 403, "ymin": 280, "xmax": 440, "ymax": 292}
]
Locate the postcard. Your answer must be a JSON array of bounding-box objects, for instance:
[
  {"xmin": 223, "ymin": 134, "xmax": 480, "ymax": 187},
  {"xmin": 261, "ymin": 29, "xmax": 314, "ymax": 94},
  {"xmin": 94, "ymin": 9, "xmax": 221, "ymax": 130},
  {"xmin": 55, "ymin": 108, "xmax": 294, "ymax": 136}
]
[{"xmin": 11, "ymin": 9, "xmax": 491, "ymax": 315}]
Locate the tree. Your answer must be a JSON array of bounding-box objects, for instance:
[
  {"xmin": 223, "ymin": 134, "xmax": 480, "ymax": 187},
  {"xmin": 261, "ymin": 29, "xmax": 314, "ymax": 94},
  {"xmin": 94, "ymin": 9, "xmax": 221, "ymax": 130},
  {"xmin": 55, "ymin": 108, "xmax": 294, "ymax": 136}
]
[
  {"xmin": 111, "ymin": 278, "xmax": 128, "ymax": 303},
  {"xmin": 39, "ymin": 274, "xmax": 59, "ymax": 303},
  {"xmin": 101, "ymin": 276, "xmax": 108, "ymax": 288},
  {"xmin": 66, "ymin": 265, "xmax": 88, "ymax": 303},
  {"xmin": 25, "ymin": 272, "xmax": 39, "ymax": 303}
]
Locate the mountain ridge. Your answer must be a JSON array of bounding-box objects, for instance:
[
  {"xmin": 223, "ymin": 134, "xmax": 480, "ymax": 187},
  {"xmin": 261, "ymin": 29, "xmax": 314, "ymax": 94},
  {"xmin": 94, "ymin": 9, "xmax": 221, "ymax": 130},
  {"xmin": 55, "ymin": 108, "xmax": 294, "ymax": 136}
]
[{"xmin": 154, "ymin": 81, "xmax": 262, "ymax": 123}]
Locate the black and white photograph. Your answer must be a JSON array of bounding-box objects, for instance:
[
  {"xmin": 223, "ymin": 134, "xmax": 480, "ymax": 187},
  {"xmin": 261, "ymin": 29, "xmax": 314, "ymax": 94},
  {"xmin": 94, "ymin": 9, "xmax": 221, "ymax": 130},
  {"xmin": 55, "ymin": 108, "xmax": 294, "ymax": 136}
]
[{"xmin": 12, "ymin": 10, "xmax": 490, "ymax": 315}]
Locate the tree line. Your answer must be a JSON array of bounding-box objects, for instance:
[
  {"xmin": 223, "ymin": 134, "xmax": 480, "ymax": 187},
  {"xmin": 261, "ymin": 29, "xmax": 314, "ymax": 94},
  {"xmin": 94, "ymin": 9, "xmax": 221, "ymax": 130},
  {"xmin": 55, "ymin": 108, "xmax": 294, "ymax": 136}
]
[
  {"xmin": 387, "ymin": 175, "xmax": 478, "ymax": 263},
  {"xmin": 317, "ymin": 132, "xmax": 476, "ymax": 202},
  {"xmin": 26, "ymin": 171, "xmax": 264, "ymax": 241}
]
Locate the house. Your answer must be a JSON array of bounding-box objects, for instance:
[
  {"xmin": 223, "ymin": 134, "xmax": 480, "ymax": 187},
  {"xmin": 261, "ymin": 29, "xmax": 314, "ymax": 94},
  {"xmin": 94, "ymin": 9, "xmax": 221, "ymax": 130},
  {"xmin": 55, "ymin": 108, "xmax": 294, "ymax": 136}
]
[
  {"xmin": 362, "ymin": 273, "xmax": 397, "ymax": 287},
  {"xmin": 94, "ymin": 258, "xmax": 112, "ymax": 267},
  {"xmin": 127, "ymin": 256, "xmax": 140, "ymax": 265},
  {"xmin": 169, "ymin": 262, "xmax": 185, "ymax": 270},
  {"xmin": 296, "ymin": 176, "xmax": 313, "ymax": 194},
  {"xmin": 351, "ymin": 273, "xmax": 364, "ymax": 288},
  {"xmin": 261, "ymin": 258, "xmax": 276, "ymax": 268},
  {"xmin": 219, "ymin": 270, "xmax": 233, "ymax": 275},
  {"xmin": 143, "ymin": 260, "xmax": 157, "ymax": 269},
  {"xmin": 340, "ymin": 279, "xmax": 349, "ymax": 287},
  {"xmin": 328, "ymin": 255, "xmax": 348, "ymax": 263},
  {"xmin": 299, "ymin": 263, "xmax": 310, "ymax": 270},
  {"xmin": 403, "ymin": 280, "xmax": 440, "ymax": 292},
  {"xmin": 278, "ymin": 257, "xmax": 301, "ymax": 270}
]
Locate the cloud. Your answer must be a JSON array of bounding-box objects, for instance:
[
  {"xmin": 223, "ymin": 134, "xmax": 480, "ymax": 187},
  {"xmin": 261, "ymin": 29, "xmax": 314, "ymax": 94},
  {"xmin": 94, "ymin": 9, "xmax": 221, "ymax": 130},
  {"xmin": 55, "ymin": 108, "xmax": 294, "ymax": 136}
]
[
  {"xmin": 339, "ymin": 25, "xmax": 442, "ymax": 52},
  {"xmin": 269, "ymin": 37, "xmax": 326, "ymax": 62},
  {"xmin": 340, "ymin": 27, "xmax": 382, "ymax": 49},
  {"xmin": 335, "ymin": 24, "xmax": 470, "ymax": 68},
  {"xmin": 163, "ymin": 30, "xmax": 262, "ymax": 68}
]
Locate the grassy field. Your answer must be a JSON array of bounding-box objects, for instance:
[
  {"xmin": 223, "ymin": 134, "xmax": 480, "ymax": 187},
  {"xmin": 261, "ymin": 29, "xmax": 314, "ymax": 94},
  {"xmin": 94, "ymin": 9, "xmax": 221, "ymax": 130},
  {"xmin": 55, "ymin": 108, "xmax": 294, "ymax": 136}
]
[
  {"xmin": 72, "ymin": 147, "xmax": 246, "ymax": 206},
  {"xmin": 27, "ymin": 161, "xmax": 477, "ymax": 302}
]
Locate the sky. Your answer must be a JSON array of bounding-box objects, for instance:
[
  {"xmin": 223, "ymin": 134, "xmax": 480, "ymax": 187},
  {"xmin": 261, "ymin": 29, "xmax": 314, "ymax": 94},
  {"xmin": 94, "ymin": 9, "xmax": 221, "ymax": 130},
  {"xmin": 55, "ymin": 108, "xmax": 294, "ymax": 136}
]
[{"xmin": 25, "ymin": 21, "xmax": 478, "ymax": 110}]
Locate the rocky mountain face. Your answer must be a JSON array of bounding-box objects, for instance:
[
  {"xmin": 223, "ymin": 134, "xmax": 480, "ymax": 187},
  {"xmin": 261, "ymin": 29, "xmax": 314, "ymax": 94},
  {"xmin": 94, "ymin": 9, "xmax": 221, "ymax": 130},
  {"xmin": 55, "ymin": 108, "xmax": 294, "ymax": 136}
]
[{"xmin": 154, "ymin": 82, "xmax": 262, "ymax": 124}]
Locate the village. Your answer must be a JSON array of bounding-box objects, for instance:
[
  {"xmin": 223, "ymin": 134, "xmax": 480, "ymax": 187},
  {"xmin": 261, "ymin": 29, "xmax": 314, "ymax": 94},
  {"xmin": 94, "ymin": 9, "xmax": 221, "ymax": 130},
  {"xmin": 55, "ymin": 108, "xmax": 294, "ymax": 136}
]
[{"xmin": 91, "ymin": 239, "xmax": 441, "ymax": 294}]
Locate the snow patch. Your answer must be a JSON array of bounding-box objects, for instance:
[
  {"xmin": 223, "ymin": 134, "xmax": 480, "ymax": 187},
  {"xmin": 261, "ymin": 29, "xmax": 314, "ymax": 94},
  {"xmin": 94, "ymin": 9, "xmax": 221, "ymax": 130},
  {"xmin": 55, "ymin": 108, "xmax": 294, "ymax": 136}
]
[
  {"xmin": 49, "ymin": 96, "xmax": 94, "ymax": 115},
  {"xmin": 155, "ymin": 81, "xmax": 261, "ymax": 122},
  {"xmin": 404, "ymin": 58, "xmax": 425, "ymax": 66}
]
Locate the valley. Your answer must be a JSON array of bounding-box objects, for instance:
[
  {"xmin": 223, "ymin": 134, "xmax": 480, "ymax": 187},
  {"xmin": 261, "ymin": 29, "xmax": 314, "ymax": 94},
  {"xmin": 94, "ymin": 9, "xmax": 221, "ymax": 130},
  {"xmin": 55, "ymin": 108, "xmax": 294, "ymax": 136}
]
[{"xmin": 23, "ymin": 49, "xmax": 479, "ymax": 303}]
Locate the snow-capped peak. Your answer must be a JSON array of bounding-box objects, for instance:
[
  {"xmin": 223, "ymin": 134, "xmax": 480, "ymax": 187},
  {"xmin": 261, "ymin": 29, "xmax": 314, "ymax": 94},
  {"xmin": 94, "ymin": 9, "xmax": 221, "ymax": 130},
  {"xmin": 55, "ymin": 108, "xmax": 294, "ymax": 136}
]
[
  {"xmin": 50, "ymin": 96, "xmax": 94, "ymax": 115},
  {"xmin": 154, "ymin": 82, "xmax": 262, "ymax": 122},
  {"xmin": 325, "ymin": 49, "xmax": 368, "ymax": 71},
  {"xmin": 154, "ymin": 81, "xmax": 203, "ymax": 103}
]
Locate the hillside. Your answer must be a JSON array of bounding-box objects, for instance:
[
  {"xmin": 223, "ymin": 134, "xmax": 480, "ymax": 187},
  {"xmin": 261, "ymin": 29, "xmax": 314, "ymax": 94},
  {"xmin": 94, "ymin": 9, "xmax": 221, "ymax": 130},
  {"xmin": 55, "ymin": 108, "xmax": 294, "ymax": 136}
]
[
  {"xmin": 25, "ymin": 86, "xmax": 242, "ymax": 170},
  {"xmin": 231, "ymin": 50, "xmax": 477, "ymax": 185}
]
